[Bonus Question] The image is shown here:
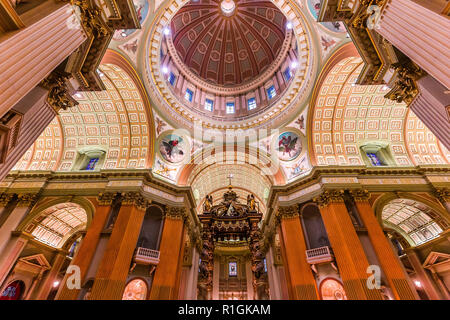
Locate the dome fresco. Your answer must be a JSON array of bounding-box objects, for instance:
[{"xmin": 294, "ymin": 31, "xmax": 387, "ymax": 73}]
[{"xmin": 170, "ymin": 0, "xmax": 287, "ymax": 86}]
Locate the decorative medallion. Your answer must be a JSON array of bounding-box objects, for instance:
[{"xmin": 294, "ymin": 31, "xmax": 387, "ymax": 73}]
[
  {"xmin": 158, "ymin": 132, "xmax": 189, "ymax": 164},
  {"xmin": 307, "ymin": 0, "xmax": 346, "ymax": 34},
  {"xmin": 273, "ymin": 130, "xmax": 304, "ymax": 162}
]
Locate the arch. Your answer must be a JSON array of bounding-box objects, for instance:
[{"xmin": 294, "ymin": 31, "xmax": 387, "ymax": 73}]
[
  {"xmin": 122, "ymin": 277, "xmax": 149, "ymax": 300},
  {"xmin": 13, "ymin": 51, "xmax": 154, "ymax": 171},
  {"xmin": 300, "ymin": 202, "xmax": 330, "ymax": 249},
  {"xmin": 307, "ymin": 42, "xmax": 449, "ymax": 167},
  {"xmin": 17, "ymin": 197, "xmax": 95, "ymax": 248},
  {"xmin": 374, "ymin": 193, "xmax": 449, "ymax": 247}
]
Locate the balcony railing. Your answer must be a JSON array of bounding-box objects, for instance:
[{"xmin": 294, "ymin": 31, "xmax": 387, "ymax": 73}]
[
  {"xmin": 134, "ymin": 247, "xmax": 160, "ymax": 265},
  {"xmin": 306, "ymin": 246, "xmax": 333, "ymax": 264}
]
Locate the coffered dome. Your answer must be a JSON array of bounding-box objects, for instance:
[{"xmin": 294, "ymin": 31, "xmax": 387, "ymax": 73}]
[{"xmin": 170, "ymin": 0, "xmax": 287, "ymax": 86}]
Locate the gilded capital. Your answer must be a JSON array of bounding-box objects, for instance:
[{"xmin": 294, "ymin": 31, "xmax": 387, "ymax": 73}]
[
  {"xmin": 0, "ymin": 193, "xmax": 14, "ymax": 207},
  {"xmin": 349, "ymin": 189, "xmax": 371, "ymax": 202},
  {"xmin": 120, "ymin": 192, "xmax": 150, "ymax": 211},
  {"xmin": 313, "ymin": 190, "xmax": 344, "ymax": 208},
  {"xmin": 40, "ymin": 71, "xmax": 78, "ymax": 112},
  {"xmin": 434, "ymin": 188, "xmax": 450, "ymax": 204},
  {"xmin": 165, "ymin": 206, "xmax": 188, "ymax": 220},
  {"xmin": 97, "ymin": 192, "xmax": 116, "ymax": 206},
  {"xmin": 384, "ymin": 62, "xmax": 425, "ymax": 104},
  {"xmin": 276, "ymin": 205, "xmax": 299, "ymax": 220},
  {"xmin": 17, "ymin": 193, "xmax": 38, "ymax": 207}
]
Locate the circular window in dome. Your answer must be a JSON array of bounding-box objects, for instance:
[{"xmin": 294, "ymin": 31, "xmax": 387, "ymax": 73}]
[{"xmin": 122, "ymin": 279, "xmax": 147, "ymax": 300}]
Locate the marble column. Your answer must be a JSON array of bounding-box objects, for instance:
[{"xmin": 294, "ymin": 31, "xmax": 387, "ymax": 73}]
[
  {"xmin": 0, "ymin": 2, "xmax": 87, "ymax": 118},
  {"xmin": 0, "ymin": 193, "xmax": 37, "ymax": 286},
  {"xmin": 245, "ymin": 260, "xmax": 255, "ymax": 300},
  {"xmin": 314, "ymin": 191, "xmax": 383, "ymax": 300},
  {"xmin": 277, "ymin": 206, "xmax": 319, "ymax": 300},
  {"xmin": 409, "ymin": 75, "xmax": 450, "ymax": 150},
  {"xmin": 184, "ymin": 248, "xmax": 199, "ymax": 299},
  {"xmin": 212, "ymin": 259, "xmax": 220, "ymax": 300},
  {"xmin": 265, "ymin": 246, "xmax": 282, "ymax": 300},
  {"xmin": 377, "ymin": 0, "xmax": 450, "ymax": 89},
  {"xmin": 350, "ymin": 190, "xmax": 417, "ymax": 300},
  {"xmin": 149, "ymin": 207, "xmax": 187, "ymax": 300},
  {"xmin": 88, "ymin": 193, "xmax": 147, "ymax": 300},
  {"xmin": 0, "ymin": 85, "xmax": 57, "ymax": 181},
  {"xmin": 56, "ymin": 194, "xmax": 114, "ymax": 300}
]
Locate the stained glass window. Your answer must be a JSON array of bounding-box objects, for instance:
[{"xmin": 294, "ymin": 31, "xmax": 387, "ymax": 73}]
[
  {"xmin": 247, "ymin": 97, "xmax": 257, "ymax": 110},
  {"xmin": 205, "ymin": 99, "xmax": 214, "ymax": 111},
  {"xmin": 229, "ymin": 261, "xmax": 237, "ymax": 276},
  {"xmin": 168, "ymin": 72, "xmax": 176, "ymax": 86},
  {"xmin": 267, "ymin": 85, "xmax": 277, "ymax": 99},
  {"xmin": 283, "ymin": 67, "xmax": 292, "ymax": 81},
  {"xmin": 366, "ymin": 152, "xmax": 383, "ymax": 166},
  {"xmin": 226, "ymin": 102, "xmax": 235, "ymax": 114},
  {"xmin": 185, "ymin": 88, "xmax": 193, "ymax": 102},
  {"xmin": 85, "ymin": 157, "xmax": 99, "ymax": 170}
]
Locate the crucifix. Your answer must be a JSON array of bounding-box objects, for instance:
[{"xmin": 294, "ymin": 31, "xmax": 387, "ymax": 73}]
[{"xmin": 227, "ymin": 173, "xmax": 233, "ymax": 188}]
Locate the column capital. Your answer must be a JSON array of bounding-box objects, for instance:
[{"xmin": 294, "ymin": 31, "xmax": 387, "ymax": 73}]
[
  {"xmin": 433, "ymin": 188, "xmax": 450, "ymax": 203},
  {"xmin": 349, "ymin": 189, "xmax": 371, "ymax": 202},
  {"xmin": 0, "ymin": 193, "xmax": 15, "ymax": 207},
  {"xmin": 96, "ymin": 192, "xmax": 116, "ymax": 206},
  {"xmin": 39, "ymin": 71, "xmax": 78, "ymax": 112},
  {"xmin": 384, "ymin": 61, "xmax": 426, "ymax": 104},
  {"xmin": 313, "ymin": 190, "xmax": 345, "ymax": 208},
  {"xmin": 165, "ymin": 206, "xmax": 188, "ymax": 221},
  {"xmin": 17, "ymin": 193, "xmax": 38, "ymax": 207},
  {"xmin": 120, "ymin": 192, "xmax": 150, "ymax": 211},
  {"xmin": 276, "ymin": 205, "xmax": 299, "ymax": 221}
]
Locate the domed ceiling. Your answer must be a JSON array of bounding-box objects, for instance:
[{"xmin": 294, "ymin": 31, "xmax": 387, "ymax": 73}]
[{"xmin": 170, "ymin": 0, "xmax": 287, "ymax": 86}]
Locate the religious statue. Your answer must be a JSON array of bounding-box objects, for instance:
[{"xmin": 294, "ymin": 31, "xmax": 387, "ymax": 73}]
[
  {"xmin": 203, "ymin": 194, "xmax": 212, "ymax": 212},
  {"xmin": 247, "ymin": 194, "xmax": 256, "ymax": 211}
]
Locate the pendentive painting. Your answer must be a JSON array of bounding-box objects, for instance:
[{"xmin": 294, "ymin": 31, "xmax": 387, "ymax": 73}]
[
  {"xmin": 276, "ymin": 131, "xmax": 302, "ymax": 161},
  {"xmin": 159, "ymin": 133, "xmax": 187, "ymax": 164}
]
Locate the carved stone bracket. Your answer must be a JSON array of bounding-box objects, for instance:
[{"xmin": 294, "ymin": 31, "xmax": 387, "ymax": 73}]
[{"xmin": 313, "ymin": 190, "xmax": 345, "ymax": 208}]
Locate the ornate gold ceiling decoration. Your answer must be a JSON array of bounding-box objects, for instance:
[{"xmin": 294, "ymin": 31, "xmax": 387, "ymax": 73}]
[
  {"xmin": 14, "ymin": 64, "xmax": 151, "ymax": 171},
  {"xmin": 145, "ymin": 0, "xmax": 316, "ymax": 131},
  {"xmin": 309, "ymin": 56, "xmax": 450, "ymax": 166},
  {"xmin": 170, "ymin": 0, "xmax": 287, "ymax": 86}
]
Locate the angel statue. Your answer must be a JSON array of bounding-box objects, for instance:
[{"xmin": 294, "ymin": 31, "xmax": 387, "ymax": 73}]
[{"xmin": 203, "ymin": 194, "xmax": 212, "ymax": 212}]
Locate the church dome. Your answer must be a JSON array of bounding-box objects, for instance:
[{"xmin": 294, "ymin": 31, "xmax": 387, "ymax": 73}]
[{"xmin": 170, "ymin": 0, "xmax": 287, "ymax": 87}]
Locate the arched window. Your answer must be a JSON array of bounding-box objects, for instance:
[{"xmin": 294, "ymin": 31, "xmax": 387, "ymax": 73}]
[
  {"xmin": 122, "ymin": 279, "xmax": 148, "ymax": 300},
  {"xmin": 301, "ymin": 203, "xmax": 330, "ymax": 249},
  {"xmin": 0, "ymin": 280, "xmax": 25, "ymax": 300}
]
